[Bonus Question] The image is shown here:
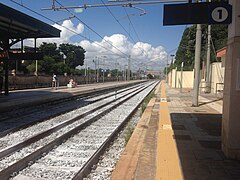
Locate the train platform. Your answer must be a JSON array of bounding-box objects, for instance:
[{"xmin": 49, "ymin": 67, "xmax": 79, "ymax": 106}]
[
  {"xmin": 111, "ymin": 81, "xmax": 240, "ymax": 180},
  {"xmin": 0, "ymin": 80, "xmax": 144, "ymax": 113}
]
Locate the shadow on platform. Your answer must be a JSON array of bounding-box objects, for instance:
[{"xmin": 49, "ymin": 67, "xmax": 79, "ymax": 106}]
[{"xmin": 170, "ymin": 112, "xmax": 240, "ymax": 180}]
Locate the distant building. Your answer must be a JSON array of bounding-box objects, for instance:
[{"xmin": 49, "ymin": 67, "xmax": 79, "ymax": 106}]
[
  {"xmin": 145, "ymin": 70, "xmax": 162, "ymax": 78},
  {"xmin": 216, "ymin": 47, "xmax": 227, "ymax": 67}
]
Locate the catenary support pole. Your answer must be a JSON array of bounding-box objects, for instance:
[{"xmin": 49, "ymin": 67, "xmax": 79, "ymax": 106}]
[
  {"xmin": 180, "ymin": 62, "xmax": 183, "ymax": 93},
  {"xmin": 192, "ymin": 24, "xmax": 202, "ymax": 107},
  {"xmin": 127, "ymin": 55, "xmax": 131, "ymax": 81},
  {"xmin": 3, "ymin": 38, "xmax": 9, "ymax": 96},
  {"xmin": 175, "ymin": 67, "xmax": 177, "ymax": 88},
  {"xmin": 205, "ymin": 0, "xmax": 211, "ymax": 93}
]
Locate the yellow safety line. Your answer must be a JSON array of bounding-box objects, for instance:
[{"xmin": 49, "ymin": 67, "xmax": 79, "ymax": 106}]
[{"xmin": 156, "ymin": 80, "xmax": 183, "ymax": 180}]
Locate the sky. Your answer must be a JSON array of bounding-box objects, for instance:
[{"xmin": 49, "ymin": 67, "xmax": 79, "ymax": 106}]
[{"xmin": 1, "ymin": 0, "xmax": 187, "ymax": 71}]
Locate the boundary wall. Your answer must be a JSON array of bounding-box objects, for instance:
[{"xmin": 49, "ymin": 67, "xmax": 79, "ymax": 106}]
[{"xmin": 167, "ymin": 62, "xmax": 224, "ymax": 93}]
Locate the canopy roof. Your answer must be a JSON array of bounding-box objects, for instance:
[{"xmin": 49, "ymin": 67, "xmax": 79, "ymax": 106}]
[{"xmin": 0, "ymin": 3, "xmax": 60, "ymax": 40}]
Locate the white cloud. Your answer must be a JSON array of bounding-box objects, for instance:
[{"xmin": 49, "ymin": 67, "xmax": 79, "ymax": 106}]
[
  {"xmin": 14, "ymin": 20, "xmax": 167, "ymax": 71},
  {"xmin": 41, "ymin": 20, "xmax": 84, "ymax": 44},
  {"xmin": 79, "ymin": 34, "xmax": 167, "ymax": 71}
]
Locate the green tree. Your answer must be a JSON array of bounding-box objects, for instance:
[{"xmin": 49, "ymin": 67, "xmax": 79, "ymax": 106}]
[
  {"xmin": 39, "ymin": 42, "xmax": 62, "ymax": 62},
  {"xmin": 52, "ymin": 62, "xmax": 71, "ymax": 75},
  {"xmin": 39, "ymin": 56, "xmax": 56, "ymax": 74},
  {"xmin": 59, "ymin": 43, "xmax": 85, "ymax": 69},
  {"xmin": 175, "ymin": 24, "xmax": 228, "ymax": 70},
  {"xmin": 36, "ymin": 42, "xmax": 85, "ymax": 75}
]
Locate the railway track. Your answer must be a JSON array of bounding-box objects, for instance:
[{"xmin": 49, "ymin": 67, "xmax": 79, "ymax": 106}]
[
  {"xmin": 0, "ymin": 80, "xmax": 158, "ymax": 180},
  {"xmin": 0, "ymin": 82, "xmax": 144, "ymax": 137}
]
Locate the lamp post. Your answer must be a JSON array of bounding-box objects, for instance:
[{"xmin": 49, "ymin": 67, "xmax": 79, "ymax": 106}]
[
  {"xmin": 180, "ymin": 62, "xmax": 184, "ymax": 93},
  {"xmin": 93, "ymin": 57, "xmax": 99, "ymax": 83},
  {"xmin": 115, "ymin": 62, "xmax": 119, "ymax": 81},
  {"xmin": 166, "ymin": 56, "xmax": 169, "ymax": 83},
  {"xmin": 124, "ymin": 65, "xmax": 128, "ymax": 81},
  {"xmin": 170, "ymin": 54, "xmax": 175, "ymax": 87}
]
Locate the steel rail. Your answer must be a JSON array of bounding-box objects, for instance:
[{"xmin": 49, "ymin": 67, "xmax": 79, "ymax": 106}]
[
  {"xmin": 0, "ymin": 85, "xmax": 144, "ymax": 159},
  {"xmin": 0, "ymin": 82, "xmax": 156, "ymax": 180},
  {"xmin": 0, "ymin": 82, "xmax": 143, "ymax": 138},
  {"xmin": 73, "ymin": 81, "xmax": 159, "ymax": 179}
]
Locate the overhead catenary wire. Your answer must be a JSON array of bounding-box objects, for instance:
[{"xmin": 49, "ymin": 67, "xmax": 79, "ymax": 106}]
[
  {"xmin": 41, "ymin": 0, "xmax": 188, "ymax": 10},
  {"xmin": 9, "ymin": 0, "xmax": 130, "ymax": 59},
  {"xmin": 100, "ymin": 0, "xmax": 146, "ymax": 56},
  {"xmin": 123, "ymin": 7, "xmax": 142, "ymax": 43},
  {"xmin": 55, "ymin": 0, "xmax": 132, "ymax": 59},
  {"xmin": 123, "ymin": 7, "xmax": 148, "ymax": 56}
]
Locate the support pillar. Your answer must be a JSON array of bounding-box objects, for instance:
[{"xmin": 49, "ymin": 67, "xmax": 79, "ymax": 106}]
[
  {"xmin": 222, "ymin": 0, "xmax": 240, "ymax": 159},
  {"xmin": 192, "ymin": 24, "xmax": 202, "ymax": 106},
  {"xmin": 3, "ymin": 39, "xmax": 9, "ymax": 96}
]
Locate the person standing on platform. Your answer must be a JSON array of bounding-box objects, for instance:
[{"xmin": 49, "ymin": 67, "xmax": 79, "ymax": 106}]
[{"xmin": 52, "ymin": 73, "xmax": 58, "ymax": 89}]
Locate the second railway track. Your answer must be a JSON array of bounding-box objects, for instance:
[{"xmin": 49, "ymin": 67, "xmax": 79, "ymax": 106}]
[{"xmin": 0, "ymin": 80, "xmax": 158, "ymax": 180}]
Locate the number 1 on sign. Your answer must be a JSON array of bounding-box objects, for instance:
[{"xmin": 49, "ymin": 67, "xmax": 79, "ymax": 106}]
[
  {"xmin": 212, "ymin": 7, "xmax": 228, "ymax": 22},
  {"xmin": 217, "ymin": 9, "xmax": 223, "ymax": 19}
]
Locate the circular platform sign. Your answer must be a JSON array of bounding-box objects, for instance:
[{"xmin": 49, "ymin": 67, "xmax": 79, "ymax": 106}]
[
  {"xmin": 211, "ymin": 7, "xmax": 228, "ymax": 22},
  {"xmin": 209, "ymin": 3, "xmax": 232, "ymax": 24}
]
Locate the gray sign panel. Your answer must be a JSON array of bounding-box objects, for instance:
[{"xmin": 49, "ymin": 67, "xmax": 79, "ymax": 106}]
[{"xmin": 163, "ymin": 2, "xmax": 232, "ymax": 26}]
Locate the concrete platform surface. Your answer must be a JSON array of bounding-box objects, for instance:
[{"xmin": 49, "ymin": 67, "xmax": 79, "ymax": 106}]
[
  {"xmin": 112, "ymin": 81, "xmax": 240, "ymax": 180},
  {"xmin": 0, "ymin": 80, "xmax": 143, "ymax": 113}
]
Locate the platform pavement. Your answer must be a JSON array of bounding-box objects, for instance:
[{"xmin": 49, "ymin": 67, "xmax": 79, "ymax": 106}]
[
  {"xmin": 0, "ymin": 80, "xmax": 144, "ymax": 113},
  {"xmin": 111, "ymin": 81, "xmax": 240, "ymax": 180}
]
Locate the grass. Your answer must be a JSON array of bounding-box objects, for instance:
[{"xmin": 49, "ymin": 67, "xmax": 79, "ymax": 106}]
[
  {"xmin": 141, "ymin": 90, "xmax": 155, "ymax": 114},
  {"xmin": 124, "ymin": 125, "xmax": 134, "ymax": 146}
]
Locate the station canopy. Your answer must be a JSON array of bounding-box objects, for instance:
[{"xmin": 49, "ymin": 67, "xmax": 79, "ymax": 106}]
[{"xmin": 0, "ymin": 3, "xmax": 60, "ymax": 40}]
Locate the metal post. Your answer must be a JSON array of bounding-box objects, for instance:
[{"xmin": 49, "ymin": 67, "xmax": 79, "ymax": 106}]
[
  {"xmin": 206, "ymin": 0, "xmax": 211, "ymax": 93},
  {"xmin": 116, "ymin": 63, "xmax": 119, "ymax": 81},
  {"xmin": 127, "ymin": 55, "xmax": 131, "ymax": 81},
  {"xmin": 180, "ymin": 62, "xmax": 184, "ymax": 93},
  {"xmin": 166, "ymin": 56, "xmax": 168, "ymax": 83},
  {"xmin": 102, "ymin": 70, "xmax": 104, "ymax": 83},
  {"xmin": 97, "ymin": 57, "xmax": 99, "ymax": 82},
  {"xmin": 34, "ymin": 38, "xmax": 38, "ymax": 76},
  {"xmin": 3, "ymin": 39, "xmax": 9, "ymax": 96},
  {"xmin": 88, "ymin": 67, "xmax": 90, "ymax": 83},
  {"xmin": 175, "ymin": 67, "xmax": 178, "ymax": 88},
  {"xmin": 192, "ymin": 24, "xmax": 202, "ymax": 107},
  {"xmin": 93, "ymin": 58, "xmax": 97, "ymax": 83},
  {"xmin": 170, "ymin": 55, "xmax": 174, "ymax": 87},
  {"xmin": 84, "ymin": 63, "xmax": 87, "ymax": 84},
  {"xmin": 124, "ymin": 65, "xmax": 126, "ymax": 81}
]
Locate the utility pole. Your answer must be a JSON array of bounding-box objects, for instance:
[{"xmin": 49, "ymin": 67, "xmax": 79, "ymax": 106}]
[
  {"xmin": 34, "ymin": 38, "xmax": 38, "ymax": 76},
  {"xmin": 97, "ymin": 58, "xmax": 99, "ymax": 83},
  {"xmin": 205, "ymin": 0, "xmax": 211, "ymax": 93},
  {"xmin": 166, "ymin": 56, "xmax": 168, "ymax": 83},
  {"xmin": 175, "ymin": 67, "xmax": 178, "ymax": 88},
  {"xmin": 180, "ymin": 62, "xmax": 184, "ymax": 93},
  {"xmin": 93, "ymin": 58, "xmax": 97, "ymax": 83},
  {"xmin": 127, "ymin": 55, "xmax": 131, "ymax": 81},
  {"xmin": 124, "ymin": 65, "xmax": 127, "ymax": 81},
  {"xmin": 192, "ymin": 24, "xmax": 202, "ymax": 107},
  {"xmin": 85, "ymin": 63, "xmax": 87, "ymax": 84},
  {"xmin": 170, "ymin": 54, "xmax": 174, "ymax": 87},
  {"xmin": 102, "ymin": 69, "xmax": 105, "ymax": 83}
]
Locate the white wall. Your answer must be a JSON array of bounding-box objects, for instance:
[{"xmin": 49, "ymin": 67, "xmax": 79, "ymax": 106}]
[
  {"xmin": 210, "ymin": 62, "xmax": 224, "ymax": 93},
  {"xmin": 167, "ymin": 69, "xmax": 194, "ymax": 89},
  {"xmin": 167, "ymin": 62, "xmax": 225, "ymax": 93}
]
